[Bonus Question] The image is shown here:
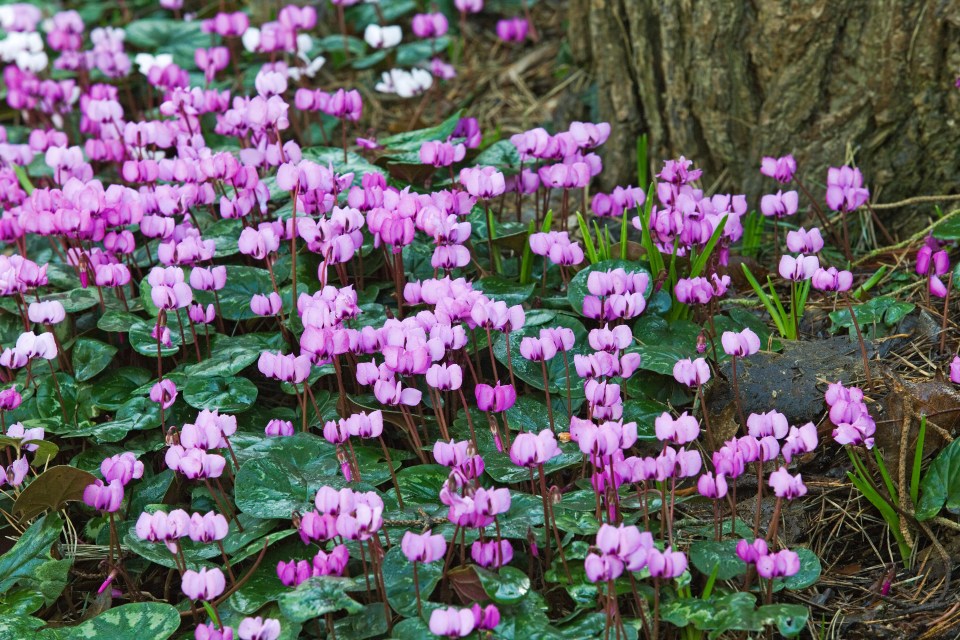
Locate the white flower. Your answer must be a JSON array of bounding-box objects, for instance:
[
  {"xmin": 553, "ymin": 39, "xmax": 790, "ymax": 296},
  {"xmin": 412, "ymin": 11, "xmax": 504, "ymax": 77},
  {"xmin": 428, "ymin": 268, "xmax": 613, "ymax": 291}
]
[
  {"xmin": 242, "ymin": 27, "xmax": 261, "ymax": 53},
  {"xmin": 364, "ymin": 24, "xmax": 402, "ymax": 49},
  {"xmin": 133, "ymin": 53, "xmax": 173, "ymax": 75},
  {"xmin": 288, "ymin": 55, "xmax": 326, "ymax": 81},
  {"xmin": 296, "ymin": 33, "xmax": 313, "ymax": 56},
  {"xmin": 0, "ymin": 32, "xmax": 47, "ymax": 71},
  {"xmin": 375, "ymin": 68, "xmax": 433, "ymax": 98}
]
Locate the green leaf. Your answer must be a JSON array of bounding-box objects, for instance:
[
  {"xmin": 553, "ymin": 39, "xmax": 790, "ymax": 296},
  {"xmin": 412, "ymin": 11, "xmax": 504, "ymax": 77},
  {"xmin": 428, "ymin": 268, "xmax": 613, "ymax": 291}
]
[
  {"xmin": 0, "ymin": 615, "xmax": 44, "ymax": 638},
  {"xmin": 334, "ymin": 603, "xmax": 389, "ymax": 640},
  {"xmin": 474, "ymin": 276, "xmax": 534, "ymax": 306},
  {"xmin": 61, "ymin": 602, "xmax": 180, "ymax": 640},
  {"xmin": 12, "ymin": 466, "xmax": 97, "ymax": 521},
  {"xmin": 20, "ymin": 559, "xmax": 71, "ymax": 605},
  {"xmin": 97, "ymin": 310, "xmax": 141, "ymax": 333},
  {"xmin": 277, "ymin": 576, "xmax": 364, "ymax": 622},
  {"xmin": 181, "ymin": 333, "xmax": 283, "ymax": 378},
  {"xmin": 193, "ymin": 266, "xmax": 276, "ymax": 321},
  {"xmin": 492, "ymin": 313, "xmax": 590, "ymax": 394},
  {"xmin": 472, "ymin": 140, "xmax": 521, "ymax": 175},
  {"xmin": 916, "ymin": 437, "xmax": 960, "ymax": 520},
  {"xmin": 776, "ymin": 547, "xmax": 822, "ymax": 591},
  {"xmin": 202, "ymin": 219, "xmax": 243, "ymax": 257},
  {"xmin": 183, "ymin": 375, "xmax": 258, "ymax": 413},
  {"xmin": 88, "ymin": 367, "xmax": 152, "ymax": 411},
  {"xmin": 752, "ymin": 603, "xmax": 809, "ymax": 638},
  {"xmin": 396, "ymin": 37, "xmax": 451, "ymax": 66},
  {"xmin": 382, "ymin": 545, "xmax": 443, "ymax": 616},
  {"xmin": 566, "ymin": 259, "xmax": 652, "ymax": 317},
  {"xmin": 688, "ymin": 540, "xmax": 747, "ymax": 581},
  {"xmin": 71, "ymin": 338, "xmax": 117, "ymax": 382},
  {"xmin": 661, "ymin": 592, "xmax": 759, "ymax": 634},
  {"xmin": 474, "ymin": 566, "xmax": 531, "ymax": 604},
  {"xmin": 0, "ymin": 514, "xmax": 62, "ymax": 596},
  {"xmin": 379, "ymin": 110, "xmax": 462, "ymax": 153},
  {"xmin": 234, "ymin": 433, "xmax": 340, "ymax": 518},
  {"xmin": 828, "ymin": 296, "xmax": 915, "ymax": 335}
]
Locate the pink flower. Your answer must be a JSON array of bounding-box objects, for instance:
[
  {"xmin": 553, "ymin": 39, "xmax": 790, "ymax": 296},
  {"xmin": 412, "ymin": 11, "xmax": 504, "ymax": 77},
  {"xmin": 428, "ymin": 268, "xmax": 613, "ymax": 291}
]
[
  {"xmin": 760, "ymin": 190, "xmax": 799, "ymax": 219},
  {"xmin": 475, "ymin": 382, "xmax": 516, "ymax": 412},
  {"xmin": 82, "ymin": 479, "xmax": 124, "ymax": 512},
  {"xmin": 778, "ymin": 254, "xmax": 819, "ymax": 281},
  {"xmin": 471, "ymin": 604, "xmax": 500, "ymax": 631},
  {"xmin": 509, "ymin": 429, "xmax": 561, "ymax": 467},
  {"xmin": 101, "ymin": 452, "xmax": 144, "ymax": 486},
  {"xmin": 756, "ymin": 549, "xmax": 801, "ymax": 579},
  {"xmin": 429, "ymin": 607, "xmax": 476, "ymax": 638},
  {"xmin": 697, "ymin": 472, "xmax": 728, "ymax": 499},
  {"xmin": 237, "ymin": 617, "xmax": 281, "ymax": 640},
  {"xmin": 647, "ymin": 547, "xmax": 687, "ymax": 578},
  {"xmin": 825, "ymin": 166, "xmax": 870, "ymax": 212},
  {"xmin": 736, "ymin": 538, "xmax": 768, "ymax": 564},
  {"xmin": 373, "ymin": 379, "xmax": 422, "ymax": 407},
  {"xmin": 149, "ymin": 379, "xmax": 178, "ymax": 409},
  {"xmin": 250, "ymin": 292, "xmax": 282, "ymax": 316},
  {"xmin": 265, "ymin": 419, "xmax": 294, "ymax": 437},
  {"xmin": 496, "ymin": 18, "xmax": 528, "ymax": 43},
  {"xmin": 519, "ymin": 336, "xmax": 557, "ymax": 362},
  {"xmin": 786, "ymin": 227, "xmax": 824, "ymax": 253},
  {"xmin": 760, "ymin": 155, "xmax": 797, "ymax": 183},
  {"xmin": 746, "ymin": 410, "xmax": 788, "ymax": 439},
  {"xmin": 768, "ymin": 466, "xmax": 807, "ymax": 499},
  {"xmin": 459, "ymin": 166, "xmax": 505, "ymax": 198},
  {"xmin": 721, "ymin": 328, "xmax": 760, "ymax": 357},
  {"xmin": 654, "ymin": 412, "xmax": 700, "ymax": 445},
  {"xmin": 401, "ymin": 530, "xmax": 447, "ymax": 563},
  {"xmin": 673, "ymin": 357, "xmax": 710, "ymax": 387},
  {"xmin": 471, "ymin": 539, "xmax": 513, "ymax": 568},
  {"xmin": 181, "ymin": 567, "xmax": 226, "ymax": 601},
  {"xmin": 811, "ymin": 267, "xmax": 853, "ymax": 292},
  {"xmin": 584, "ymin": 552, "xmax": 624, "ymax": 582},
  {"xmin": 188, "ymin": 511, "xmax": 229, "ymax": 542},
  {"xmin": 781, "ymin": 422, "xmax": 818, "ymax": 463},
  {"xmin": 951, "ymin": 356, "xmax": 960, "ymax": 385},
  {"xmin": 426, "ymin": 363, "xmax": 463, "ymax": 390}
]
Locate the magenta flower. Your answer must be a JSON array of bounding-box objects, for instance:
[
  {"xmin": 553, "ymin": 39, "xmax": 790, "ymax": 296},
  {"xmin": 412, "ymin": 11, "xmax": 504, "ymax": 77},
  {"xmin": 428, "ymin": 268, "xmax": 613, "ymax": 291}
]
[
  {"xmin": 721, "ymin": 328, "xmax": 760, "ymax": 357},
  {"xmin": 654, "ymin": 412, "xmax": 700, "ymax": 445},
  {"xmin": 277, "ymin": 559, "xmax": 312, "ymax": 587},
  {"xmin": 825, "ymin": 166, "xmax": 870, "ymax": 212},
  {"xmin": 433, "ymin": 439, "xmax": 470, "ymax": 467},
  {"xmin": 265, "ymin": 419, "xmax": 294, "ymax": 437},
  {"xmin": 471, "ymin": 539, "xmax": 513, "ymax": 568},
  {"xmin": 672, "ymin": 357, "xmax": 710, "ymax": 387},
  {"xmin": 27, "ymin": 300, "xmax": 66, "ymax": 325},
  {"xmin": 782, "ymin": 422, "xmax": 818, "ymax": 463},
  {"xmin": 471, "ymin": 604, "xmax": 500, "ymax": 631},
  {"xmin": 811, "ymin": 267, "xmax": 853, "ymax": 292},
  {"xmin": 373, "ymin": 379, "xmax": 422, "ymax": 407},
  {"xmin": 0, "ymin": 388, "xmax": 22, "ymax": 411},
  {"xmin": 584, "ymin": 552, "xmax": 624, "ymax": 583},
  {"xmin": 697, "ymin": 471, "xmax": 728, "ymax": 499},
  {"xmin": 250, "ymin": 292, "xmax": 282, "ymax": 316},
  {"xmin": 411, "ymin": 12, "xmax": 448, "ymax": 38},
  {"xmin": 756, "ymin": 549, "xmax": 801, "ymax": 579},
  {"xmin": 647, "ymin": 547, "xmax": 687, "ymax": 579},
  {"xmin": 426, "ymin": 363, "xmax": 463, "ymax": 390},
  {"xmin": 82, "ymin": 479, "xmax": 124, "ymax": 512},
  {"xmin": 496, "ymin": 18, "xmax": 528, "ymax": 43},
  {"xmin": 760, "ymin": 155, "xmax": 797, "ymax": 183},
  {"xmin": 519, "ymin": 336, "xmax": 557, "ymax": 362},
  {"xmin": 429, "ymin": 607, "xmax": 476, "ymax": 638},
  {"xmin": 768, "ymin": 466, "xmax": 807, "ymax": 499},
  {"xmin": 778, "ymin": 254, "xmax": 819, "ymax": 281},
  {"xmin": 188, "ymin": 511, "xmax": 229, "ymax": 543},
  {"xmin": 237, "ymin": 617, "xmax": 281, "ymax": 640},
  {"xmin": 101, "ymin": 452, "xmax": 144, "ymax": 486},
  {"xmin": 475, "ymin": 382, "xmax": 516, "ymax": 412},
  {"xmin": 401, "ymin": 530, "xmax": 447, "ymax": 563},
  {"xmin": 195, "ymin": 621, "xmax": 234, "ymax": 640},
  {"xmin": 759, "ymin": 190, "xmax": 799, "ymax": 219},
  {"xmin": 786, "ymin": 227, "xmax": 824, "ymax": 253},
  {"xmin": 509, "ymin": 429, "xmax": 561, "ymax": 467},
  {"xmin": 459, "ymin": 166, "xmax": 505, "ymax": 198},
  {"xmin": 181, "ymin": 567, "xmax": 225, "ymax": 601},
  {"xmin": 745, "ymin": 410, "xmax": 788, "ymax": 439},
  {"xmin": 736, "ymin": 538, "xmax": 768, "ymax": 564},
  {"xmin": 951, "ymin": 356, "xmax": 960, "ymax": 385},
  {"xmin": 420, "ymin": 140, "xmax": 466, "ymax": 167}
]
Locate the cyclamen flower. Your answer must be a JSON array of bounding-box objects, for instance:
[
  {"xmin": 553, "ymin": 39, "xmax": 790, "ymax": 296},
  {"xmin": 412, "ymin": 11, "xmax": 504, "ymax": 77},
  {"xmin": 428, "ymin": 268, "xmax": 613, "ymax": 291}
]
[
  {"xmin": 779, "ymin": 254, "xmax": 820, "ymax": 281},
  {"xmin": 496, "ymin": 18, "xmax": 528, "ymax": 43},
  {"xmin": 429, "ymin": 607, "xmax": 476, "ymax": 638},
  {"xmin": 182, "ymin": 567, "xmax": 226, "ymax": 601},
  {"xmin": 401, "ymin": 530, "xmax": 446, "ymax": 563},
  {"xmin": 150, "ymin": 379, "xmax": 177, "ymax": 409},
  {"xmin": 82, "ymin": 479, "xmax": 124, "ymax": 512},
  {"xmin": 509, "ymin": 429, "xmax": 561, "ymax": 467},
  {"xmin": 825, "ymin": 166, "xmax": 870, "ymax": 212},
  {"xmin": 756, "ymin": 549, "xmax": 801, "ymax": 579},
  {"xmin": 673, "ymin": 358, "xmax": 710, "ymax": 387},
  {"xmin": 736, "ymin": 538, "xmax": 768, "ymax": 564},
  {"xmin": 811, "ymin": 267, "xmax": 853, "ymax": 292},
  {"xmin": 28, "ymin": 300, "xmax": 65, "ymax": 324},
  {"xmin": 654, "ymin": 412, "xmax": 700, "ymax": 445},
  {"xmin": 721, "ymin": 328, "xmax": 761, "ymax": 357},
  {"xmin": 647, "ymin": 547, "xmax": 687, "ymax": 578},
  {"xmin": 364, "ymin": 24, "xmax": 402, "ymax": 49},
  {"xmin": 475, "ymin": 382, "xmax": 516, "ymax": 412},
  {"xmin": 782, "ymin": 422, "xmax": 818, "ymax": 463},
  {"xmin": 760, "ymin": 155, "xmax": 797, "ymax": 183},
  {"xmin": 697, "ymin": 472, "xmax": 728, "ymax": 499},
  {"xmin": 584, "ymin": 552, "xmax": 624, "ymax": 582},
  {"xmin": 951, "ymin": 356, "xmax": 960, "ymax": 385},
  {"xmin": 768, "ymin": 466, "xmax": 807, "ymax": 499},
  {"xmin": 746, "ymin": 410, "xmax": 788, "ymax": 439},
  {"xmin": 471, "ymin": 539, "xmax": 513, "ymax": 568},
  {"xmin": 237, "ymin": 617, "xmax": 280, "ymax": 640},
  {"xmin": 101, "ymin": 452, "xmax": 144, "ymax": 486},
  {"xmin": 760, "ymin": 190, "xmax": 799, "ymax": 219},
  {"xmin": 786, "ymin": 227, "xmax": 824, "ymax": 253}
]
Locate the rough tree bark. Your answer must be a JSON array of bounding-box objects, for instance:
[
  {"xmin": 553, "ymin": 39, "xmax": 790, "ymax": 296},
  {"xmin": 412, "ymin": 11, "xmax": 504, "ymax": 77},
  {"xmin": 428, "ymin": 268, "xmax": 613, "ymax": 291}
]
[{"xmin": 569, "ymin": 0, "xmax": 960, "ymax": 228}]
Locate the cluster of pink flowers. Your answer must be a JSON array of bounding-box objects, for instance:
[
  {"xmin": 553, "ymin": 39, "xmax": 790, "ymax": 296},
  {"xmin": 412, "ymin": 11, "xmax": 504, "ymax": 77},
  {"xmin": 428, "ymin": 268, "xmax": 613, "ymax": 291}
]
[
  {"xmin": 632, "ymin": 157, "xmax": 746, "ymax": 259},
  {"xmin": 916, "ymin": 236, "xmax": 951, "ymax": 298},
  {"xmin": 826, "ymin": 382, "xmax": 876, "ymax": 448},
  {"xmin": 164, "ymin": 410, "xmax": 235, "ymax": 480}
]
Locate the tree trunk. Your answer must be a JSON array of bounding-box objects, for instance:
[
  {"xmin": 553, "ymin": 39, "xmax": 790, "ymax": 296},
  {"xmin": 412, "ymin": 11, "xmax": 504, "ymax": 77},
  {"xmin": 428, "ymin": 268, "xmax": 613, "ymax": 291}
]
[{"xmin": 571, "ymin": 0, "xmax": 960, "ymax": 230}]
